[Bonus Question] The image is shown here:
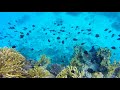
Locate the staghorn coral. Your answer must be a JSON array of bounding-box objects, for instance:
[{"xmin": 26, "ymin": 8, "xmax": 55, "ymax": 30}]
[
  {"xmin": 27, "ymin": 66, "xmax": 54, "ymax": 78},
  {"xmin": 0, "ymin": 47, "xmax": 27, "ymax": 78},
  {"xmin": 34, "ymin": 54, "xmax": 50, "ymax": 68},
  {"xmin": 56, "ymin": 66, "xmax": 84, "ymax": 78}
]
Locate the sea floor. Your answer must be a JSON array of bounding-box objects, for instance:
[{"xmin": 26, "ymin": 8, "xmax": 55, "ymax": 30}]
[{"xmin": 0, "ymin": 12, "xmax": 120, "ymax": 65}]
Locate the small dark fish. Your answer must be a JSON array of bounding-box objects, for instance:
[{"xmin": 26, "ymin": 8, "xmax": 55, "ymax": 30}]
[
  {"xmin": 87, "ymin": 29, "xmax": 91, "ymax": 31},
  {"xmin": 89, "ymin": 46, "xmax": 96, "ymax": 52},
  {"xmin": 84, "ymin": 50, "xmax": 88, "ymax": 55},
  {"xmin": 117, "ymin": 38, "xmax": 120, "ymax": 40},
  {"xmin": 111, "ymin": 34, "xmax": 115, "ymax": 38},
  {"xmin": 77, "ymin": 32, "xmax": 80, "ymax": 34},
  {"xmin": 48, "ymin": 39, "xmax": 50, "ymax": 42},
  {"xmin": 104, "ymin": 29, "xmax": 108, "ymax": 31},
  {"xmin": 81, "ymin": 43, "xmax": 85, "ymax": 45},
  {"xmin": 108, "ymin": 30, "xmax": 111, "ymax": 33},
  {"xmin": 62, "ymin": 40, "xmax": 64, "ymax": 44},
  {"xmin": 73, "ymin": 38, "xmax": 78, "ymax": 41},
  {"xmin": 57, "ymin": 37, "xmax": 60, "ymax": 40},
  {"xmin": 60, "ymin": 30, "xmax": 65, "ymax": 32},
  {"xmin": 95, "ymin": 34, "xmax": 99, "ymax": 38},
  {"xmin": 111, "ymin": 46, "xmax": 116, "ymax": 49},
  {"xmin": 12, "ymin": 45, "xmax": 16, "ymax": 48}
]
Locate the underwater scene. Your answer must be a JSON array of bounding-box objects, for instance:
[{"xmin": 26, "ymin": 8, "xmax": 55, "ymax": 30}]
[{"xmin": 0, "ymin": 12, "xmax": 120, "ymax": 78}]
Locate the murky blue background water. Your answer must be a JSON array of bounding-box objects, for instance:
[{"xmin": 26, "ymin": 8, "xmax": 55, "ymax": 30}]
[{"xmin": 0, "ymin": 12, "xmax": 120, "ymax": 65}]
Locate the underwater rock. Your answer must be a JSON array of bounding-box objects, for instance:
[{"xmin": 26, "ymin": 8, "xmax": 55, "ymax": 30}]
[
  {"xmin": 114, "ymin": 67, "xmax": 120, "ymax": 78},
  {"xmin": 95, "ymin": 34, "xmax": 99, "ymax": 38},
  {"xmin": 47, "ymin": 64, "xmax": 64, "ymax": 76}
]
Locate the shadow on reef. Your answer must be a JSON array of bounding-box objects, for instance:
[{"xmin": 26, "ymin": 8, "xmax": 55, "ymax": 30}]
[{"xmin": 0, "ymin": 45, "xmax": 120, "ymax": 78}]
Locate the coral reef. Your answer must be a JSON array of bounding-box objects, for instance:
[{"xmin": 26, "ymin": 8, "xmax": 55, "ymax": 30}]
[
  {"xmin": 70, "ymin": 45, "xmax": 90, "ymax": 71},
  {"xmin": 92, "ymin": 72, "xmax": 104, "ymax": 78},
  {"xmin": 114, "ymin": 67, "xmax": 120, "ymax": 78},
  {"xmin": 0, "ymin": 46, "xmax": 120, "ymax": 78},
  {"xmin": 56, "ymin": 66, "xmax": 84, "ymax": 78},
  {"xmin": 34, "ymin": 54, "xmax": 50, "ymax": 68},
  {"xmin": 47, "ymin": 64, "xmax": 64, "ymax": 76},
  {"xmin": 0, "ymin": 47, "xmax": 27, "ymax": 78},
  {"xmin": 27, "ymin": 66, "xmax": 54, "ymax": 78},
  {"xmin": 97, "ymin": 47, "xmax": 111, "ymax": 61}
]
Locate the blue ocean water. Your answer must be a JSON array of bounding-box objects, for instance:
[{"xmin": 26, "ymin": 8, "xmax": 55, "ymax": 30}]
[{"xmin": 0, "ymin": 12, "xmax": 120, "ymax": 65}]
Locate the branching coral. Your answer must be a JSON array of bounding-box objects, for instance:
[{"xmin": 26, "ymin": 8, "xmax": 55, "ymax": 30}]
[
  {"xmin": 106, "ymin": 61, "xmax": 119, "ymax": 78},
  {"xmin": 99, "ymin": 55, "xmax": 119, "ymax": 78},
  {"xmin": 97, "ymin": 47, "xmax": 111, "ymax": 61},
  {"xmin": 56, "ymin": 66, "xmax": 84, "ymax": 78},
  {"xmin": 0, "ymin": 47, "xmax": 27, "ymax": 78},
  {"xmin": 92, "ymin": 72, "xmax": 104, "ymax": 78},
  {"xmin": 114, "ymin": 67, "xmax": 120, "ymax": 78},
  {"xmin": 34, "ymin": 55, "xmax": 50, "ymax": 68},
  {"xmin": 25, "ymin": 55, "xmax": 53, "ymax": 78},
  {"xmin": 27, "ymin": 66, "xmax": 54, "ymax": 78},
  {"xmin": 70, "ymin": 45, "xmax": 90, "ymax": 71},
  {"xmin": 70, "ymin": 57, "xmax": 83, "ymax": 71}
]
